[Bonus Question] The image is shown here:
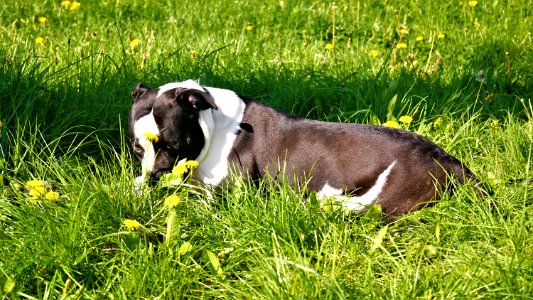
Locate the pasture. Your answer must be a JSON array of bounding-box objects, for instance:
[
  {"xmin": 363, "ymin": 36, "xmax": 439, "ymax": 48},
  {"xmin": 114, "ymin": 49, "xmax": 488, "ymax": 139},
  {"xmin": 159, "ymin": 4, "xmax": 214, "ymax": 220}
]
[{"xmin": 0, "ymin": 0, "xmax": 532, "ymax": 298}]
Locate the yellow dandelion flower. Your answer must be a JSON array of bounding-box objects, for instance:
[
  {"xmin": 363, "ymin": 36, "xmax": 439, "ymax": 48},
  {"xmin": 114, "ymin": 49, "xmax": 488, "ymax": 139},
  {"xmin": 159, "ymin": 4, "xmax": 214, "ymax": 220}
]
[
  {"xmin": 26, "ymin": 180, "xmax": 47, "ymax": 199},
  {"xmin": 415, "ymin": 35, "xmax": 423, "ymax": 42},
  {"xmin": 396, "ymin": 42, "xmax": 407, "ymax": 49},
  {"xmin": 400, "ymin": 28, "xmax": 409, "ymax": 35},
  {"xmin": 164, "ymin": 195, "xmax": 181, "ymax": 209},
  {"xmin": 61, "ymin": 0, "xmax": 71, "ymax": 7},
  {"xmin": 325, "ymin": 43, "xmax": 334, "ymax": 50},
  {"xmin": 172, "ymin": 164, "xmax": 188, "ymax": 176},
  {"xmin": 45, "ymin": 191, "xmax": 60, "ymax": 201},
  {"xmin": 70, "ymin": 1, "xmax": 80, "ymax": 10},
  {"xmin": 123, "ymin": 219, "xmax": 141, "ymax": 231},
  {"xmin": 399, "ymin": 115, "xmax": 413, "ymax": 124},
  {"xmin": 143, "ymin": 132, "xmax": 159, "ymax": 142},
  {"xmin": 35, "ymin": 37, "xmax": 45, "ymax": 45},
  {"xmin": 129, "ymin": 38, "xmax": 141, "ymax": 48},
  {"xmin": 26, "ymin": 180, "xmax": 46, "ymax": 188},
  {"xmin": 369, "ymin": 50, "xmax": 379, "ymax": 58},
  {"xmin": 383, "ymin": 120, "xmax": 400, "ymax": 128},
  {"xmin": 185, "ymin": 160, "xmax": 199, "ymax": 170},
  {"xmin": 437, "ymin": 33, "xmax": 445, "ymax": 39},
  {"xmin": 468, "ymin": 1, "xmax": 478, "ymax": 7},
  {"xmin": 28, "ymin": 186, "xmax": 46, "ymax": 198},
  {"xmin": 246, "ymin": 24, "xmax": 254, "ymax": 31},
  {"xmin": 433, "ymin": 117, "xmax": 443, "ymax": 128},
  {"xmin": 191, "ymin": 50, "xmax": 199, "ymax": 56},
  {"xmin": 38, "ymin": 17, "xmax": 47, "ymax": 23}
]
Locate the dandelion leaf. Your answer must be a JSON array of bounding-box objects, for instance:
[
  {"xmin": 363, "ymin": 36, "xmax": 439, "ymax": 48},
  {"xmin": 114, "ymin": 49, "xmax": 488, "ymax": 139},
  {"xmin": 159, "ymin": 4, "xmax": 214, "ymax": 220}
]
[
  {"xmin": 203, "ymin": 250, "xmax": 223, "ymax": 275},
  {"xmin": 166, "ymin": 210, "xmax": 179, "ymax": 245},
  {"xmin": 178, "ymin": 241, "xmax": 193, "ymax": 256},
  {"xmin": 386, "ymin": 94, "xmax": 398, "ymax": 121},
  {"xmin": 159, "ymin": 172, "xmax": 183, "ymax": 187},
  {"xmin": 371, "ymin": 225, "xmax": 388, "ymax": 253}
]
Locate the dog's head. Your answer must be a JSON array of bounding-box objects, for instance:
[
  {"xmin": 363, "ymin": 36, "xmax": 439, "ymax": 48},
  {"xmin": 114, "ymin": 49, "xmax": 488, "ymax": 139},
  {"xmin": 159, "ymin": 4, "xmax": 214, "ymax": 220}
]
[{"xmin": 128, "ymin": 83, "xmax": 218, "ymax": 181}]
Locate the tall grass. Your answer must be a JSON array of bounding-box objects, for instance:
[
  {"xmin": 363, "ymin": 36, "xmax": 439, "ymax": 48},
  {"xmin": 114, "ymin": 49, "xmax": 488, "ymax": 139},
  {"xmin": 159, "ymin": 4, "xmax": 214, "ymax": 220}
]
[{"xmin": 1, "ymin": 0, "xmax": 532, "ymax": 298}]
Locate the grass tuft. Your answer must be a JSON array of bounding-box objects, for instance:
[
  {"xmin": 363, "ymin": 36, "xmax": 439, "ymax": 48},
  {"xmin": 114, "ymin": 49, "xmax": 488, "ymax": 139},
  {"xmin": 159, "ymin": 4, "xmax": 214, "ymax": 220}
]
[{"xmin": 1, "ymin": 0, "xmax": 532, "ymax": 298}]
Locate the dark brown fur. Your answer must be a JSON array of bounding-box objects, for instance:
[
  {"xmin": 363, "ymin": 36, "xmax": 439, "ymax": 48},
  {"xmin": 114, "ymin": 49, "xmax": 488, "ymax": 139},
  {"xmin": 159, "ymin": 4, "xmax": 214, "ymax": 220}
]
[{"xmin": 229, "ymin": 98, "xmax": 481, "ymax": 215}]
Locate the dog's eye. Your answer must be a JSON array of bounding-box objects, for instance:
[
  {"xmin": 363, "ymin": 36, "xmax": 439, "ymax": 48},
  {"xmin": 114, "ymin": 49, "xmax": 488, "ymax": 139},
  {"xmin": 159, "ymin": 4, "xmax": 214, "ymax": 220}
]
[
  {"xmin": 156, "ymin": 141, "xmax": 178, "ymax": 152},
  {"xmin": 133, "ymin": 145, "xmax": 144, "ymax": 156}
]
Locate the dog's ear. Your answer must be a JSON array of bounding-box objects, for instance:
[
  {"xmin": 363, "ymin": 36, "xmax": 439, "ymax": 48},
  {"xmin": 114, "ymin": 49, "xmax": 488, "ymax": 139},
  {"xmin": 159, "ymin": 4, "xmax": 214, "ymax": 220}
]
[
  {"xmin": 132, "ymin": 83, "xmax": 150, "ymax": 101},
  {"xmin": 176, "ymin": 89, "xmax": 218, "ymax": 114}
]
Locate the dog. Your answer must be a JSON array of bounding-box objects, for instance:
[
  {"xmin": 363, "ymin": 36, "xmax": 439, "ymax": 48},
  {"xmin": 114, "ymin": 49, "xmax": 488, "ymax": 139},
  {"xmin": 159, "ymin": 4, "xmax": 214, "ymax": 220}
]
[{"xmin": 129, "ymin": 80, "xmax": 482, "ymax": 215}]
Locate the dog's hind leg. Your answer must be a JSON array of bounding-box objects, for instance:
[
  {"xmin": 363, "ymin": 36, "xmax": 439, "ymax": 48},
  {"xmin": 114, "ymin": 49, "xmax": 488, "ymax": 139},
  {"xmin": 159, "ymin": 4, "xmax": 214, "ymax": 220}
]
[{"xmin": 317, "ymin": 160, "xmax": 397, "ymax": 211}]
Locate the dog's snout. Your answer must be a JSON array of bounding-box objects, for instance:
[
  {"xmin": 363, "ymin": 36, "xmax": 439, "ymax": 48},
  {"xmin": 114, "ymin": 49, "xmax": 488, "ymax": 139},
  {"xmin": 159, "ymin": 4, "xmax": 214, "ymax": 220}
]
[
  {"xmin": 150, "ymin": 171, "xmax": 166, "ymax": 181},
  {"xmin": 150, "ymin": 168, "xmax": 172, "ymax": 181}
]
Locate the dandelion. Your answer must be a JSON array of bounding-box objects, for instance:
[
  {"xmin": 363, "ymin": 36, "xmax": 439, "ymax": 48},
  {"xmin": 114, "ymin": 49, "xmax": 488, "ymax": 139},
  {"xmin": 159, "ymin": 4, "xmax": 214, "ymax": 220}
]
[
  {"xmin": 396, "ymin": 42, "xmax": 407, "ymax": 49},
  {"xmin": 129, "ymin": 38, "xmax": 141, "ymax": 48},
  {"xmin": 164, "ymin": 195, "xmax": 181, "ymax": 209},
  {"xmin": 325, "ymin": 43, "xmax": 334, "ymax": 50},
  {"xmin": 383, "ymin": 120, "xmax": 400, "ymax": 128},
  {"xmin": 143, "ymin": 132, "xmax": 159, "ymax": 142},
  {"xmin": 172, "ymin": 164, "xmax": 188, "ymax": 176},
  {"xmin": 437, "ymin": 33, "xmax": 445, "ymax": 39},
  {"xmin": 45, "ymin": 191, "xmax": 60, "ymax": 201},
  {"xmin": 70, "ymin": 1, "xmax": 80, "ymax": 10},
  {"xmin": 160, "ymin": 159, "xmax": 199, "ymax": 187},
  {"xmin": 400, "ymin": 28, "xmax": 409, "ymax": 35},
  {"xmin": 26, "ymin": 180, "xmax": 46, "ymax": 198},
  {"xmin": 26, "ymin": 180, "xmax": 45, "ymax": 188},
  {"xmin": 369, "ymin": 50, "xmax": 379, "ymax": 58},
  {"xmin": 415, "ymin": 35, "xmax": 423, "ymax": 42},
  {"xmin": 468, "ymin": 1, "xmax": 478, "ymax": 7},
  {"xmin": 185, "ymin": 160, "xmax": 199, "ymax": 170},
  {"xmin": 35, "ymin": 37, "xmax": 45, "ymax": 45},
  {"xmin": 123, "ymin": 219, "xmax": 141, "ymax": 231},
  {"xmin": 475, "ymin": 69, "xmax": 486, "ymax": 84},
  {"xmin": 38, "ymin": 17, "xmax": 47, "ymax": 23},
  {"xmin": 399, "ymin": 115, "xmax": 413, "ymax": 124},
  {"xmin": 61, "ymin": 0, "xmax": 71, "ymax": 7},
  {"xmin": 191, "ymin": 49, "xmax": 199, "ymax": 57},
  {"xmin": 433, "ymin": 117, "xmax": 444, "ymax": 128},
  {"xmin": 246, "ymin": 23, "xmax": 254, "ymax": 31}
]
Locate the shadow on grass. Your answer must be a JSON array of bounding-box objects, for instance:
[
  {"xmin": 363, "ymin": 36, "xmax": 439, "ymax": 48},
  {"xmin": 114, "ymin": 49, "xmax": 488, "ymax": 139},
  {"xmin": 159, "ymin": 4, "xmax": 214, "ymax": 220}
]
[{"xmin": 0, "ymin": 37, "xmax": 530, "ymax": 166}]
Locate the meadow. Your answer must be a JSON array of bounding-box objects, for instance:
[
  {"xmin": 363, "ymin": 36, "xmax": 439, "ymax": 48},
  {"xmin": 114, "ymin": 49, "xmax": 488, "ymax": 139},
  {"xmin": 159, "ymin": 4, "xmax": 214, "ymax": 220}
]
[{"xmin": 0, "ymin": 0, "xmax": 532, "ymax": 298}]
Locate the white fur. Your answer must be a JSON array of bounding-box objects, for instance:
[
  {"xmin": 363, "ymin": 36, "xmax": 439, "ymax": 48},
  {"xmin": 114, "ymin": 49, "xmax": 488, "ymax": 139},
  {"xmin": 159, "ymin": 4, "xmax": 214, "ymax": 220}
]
[
  {"xmin": 134, "ymin": 110, "xmax": 160, "ymax": 181},
  {"xmin": 318, "ymin": 160, "xmax": 397, "ymax": 211},
  {"xmin": 157, "ymin": 80, "xmax": 246, "ymax": 186}
]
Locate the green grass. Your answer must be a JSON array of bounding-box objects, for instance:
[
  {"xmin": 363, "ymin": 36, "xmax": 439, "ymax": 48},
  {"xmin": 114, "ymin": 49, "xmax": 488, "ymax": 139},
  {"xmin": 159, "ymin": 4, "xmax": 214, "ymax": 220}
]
[{"xmin": 1, "ymin": 0, "xmax": 532, "ymax": 298}]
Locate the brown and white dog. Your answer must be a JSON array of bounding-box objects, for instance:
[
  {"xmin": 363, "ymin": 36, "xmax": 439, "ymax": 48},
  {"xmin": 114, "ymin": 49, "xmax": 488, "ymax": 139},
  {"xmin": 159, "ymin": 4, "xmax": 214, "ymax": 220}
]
[{"xmin": 129, "ymin": 80, "xmax": 482, "ymax": 215}]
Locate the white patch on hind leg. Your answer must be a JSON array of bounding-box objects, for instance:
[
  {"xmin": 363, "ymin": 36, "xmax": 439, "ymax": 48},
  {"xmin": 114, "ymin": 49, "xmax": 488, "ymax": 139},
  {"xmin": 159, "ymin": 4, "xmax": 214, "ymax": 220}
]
[{"xmin": 318, "ymin": 160, "xmax": 397, "ymax": 211}]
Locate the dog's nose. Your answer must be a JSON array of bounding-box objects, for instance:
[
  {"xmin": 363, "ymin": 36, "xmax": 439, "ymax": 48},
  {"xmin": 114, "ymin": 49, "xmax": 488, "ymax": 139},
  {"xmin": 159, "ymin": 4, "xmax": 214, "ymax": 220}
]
[{"xmin": 150, "ymin": 169, "xmax": 172, "ymax": 182}]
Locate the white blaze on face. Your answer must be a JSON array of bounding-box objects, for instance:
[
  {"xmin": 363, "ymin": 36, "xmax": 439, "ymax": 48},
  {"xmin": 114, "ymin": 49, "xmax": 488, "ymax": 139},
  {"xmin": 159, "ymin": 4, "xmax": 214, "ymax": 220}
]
[{"xmin": 134, "ymin": 110, "xmax": 159, "ymax": 180}]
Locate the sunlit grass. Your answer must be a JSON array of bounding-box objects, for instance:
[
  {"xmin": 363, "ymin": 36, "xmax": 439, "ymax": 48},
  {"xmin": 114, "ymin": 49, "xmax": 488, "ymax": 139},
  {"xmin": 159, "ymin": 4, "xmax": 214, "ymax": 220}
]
[{"xmin": 0, "ymin": 0, "xmax": 532, "ymax": 298}]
